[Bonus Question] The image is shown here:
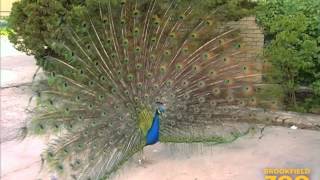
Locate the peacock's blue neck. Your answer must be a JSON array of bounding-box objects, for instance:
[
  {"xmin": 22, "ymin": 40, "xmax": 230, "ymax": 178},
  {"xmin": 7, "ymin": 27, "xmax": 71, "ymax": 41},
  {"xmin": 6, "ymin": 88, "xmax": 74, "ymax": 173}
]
[{"xmin": 145, "ymin": 112, "xmax": 160, "ymax": 145}]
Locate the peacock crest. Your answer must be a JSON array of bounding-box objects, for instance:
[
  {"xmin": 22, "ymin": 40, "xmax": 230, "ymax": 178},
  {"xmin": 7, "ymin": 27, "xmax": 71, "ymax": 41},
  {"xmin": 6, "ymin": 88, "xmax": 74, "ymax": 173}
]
[{"xmin": 21, "ymin": 0, "xmax": 277, "ymax": 179}]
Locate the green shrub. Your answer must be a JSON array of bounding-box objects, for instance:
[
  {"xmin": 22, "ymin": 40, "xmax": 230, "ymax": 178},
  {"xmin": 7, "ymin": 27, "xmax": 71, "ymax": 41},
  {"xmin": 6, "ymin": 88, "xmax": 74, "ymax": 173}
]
[{"xmin": 256, "ymin": 0, "xmax": 320, "ymax": 113}]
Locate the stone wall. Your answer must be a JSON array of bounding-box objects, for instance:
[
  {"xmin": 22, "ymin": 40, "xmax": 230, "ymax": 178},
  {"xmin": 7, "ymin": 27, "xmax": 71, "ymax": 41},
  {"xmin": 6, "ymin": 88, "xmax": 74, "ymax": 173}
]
[{"xmin": 227, "ymin": 16, "xmax": 264, "ymax": 61}]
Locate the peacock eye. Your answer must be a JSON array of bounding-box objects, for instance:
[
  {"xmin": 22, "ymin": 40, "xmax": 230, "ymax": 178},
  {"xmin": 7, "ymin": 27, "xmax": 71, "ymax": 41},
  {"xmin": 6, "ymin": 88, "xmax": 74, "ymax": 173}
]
[
  {"xmin": 133, "ymin": 10, "xmax": 139, "ymax": 16},
  {"xmin": 179, "ymin": 14, "xmax": 185, "ymax": 20}
]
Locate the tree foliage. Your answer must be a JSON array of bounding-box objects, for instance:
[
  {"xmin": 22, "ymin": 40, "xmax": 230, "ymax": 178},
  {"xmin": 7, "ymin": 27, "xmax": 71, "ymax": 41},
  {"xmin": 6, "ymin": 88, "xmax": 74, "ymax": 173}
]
[
  {"xmin": 8, "ymin": 0, "xmax": 256, "ymax": 68},
  {"xmin": 256, "ymin": 0, "xmax": 320, "ymax": 113}
]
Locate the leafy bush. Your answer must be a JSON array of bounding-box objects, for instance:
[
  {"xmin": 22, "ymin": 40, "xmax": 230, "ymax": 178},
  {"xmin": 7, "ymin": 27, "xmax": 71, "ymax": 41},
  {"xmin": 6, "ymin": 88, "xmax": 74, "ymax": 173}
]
[{"xmin": 256, "ymin": 0, "xmax": 320, "ymax": 113}]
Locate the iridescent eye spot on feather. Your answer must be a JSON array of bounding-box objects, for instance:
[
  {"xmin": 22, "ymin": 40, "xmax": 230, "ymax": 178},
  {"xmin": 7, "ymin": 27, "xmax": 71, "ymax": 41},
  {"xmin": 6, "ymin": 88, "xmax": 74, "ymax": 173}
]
[
  {"xmin": 224, "ymin": 78, "xmax": 233, "ymax": 86},
  {"xmin": 103, "ymin": 17, "xmax": 108, "ymax": 24},
  {"xmin": 77, "ymin": 143, "xmax": 84, "ymax": 150},
  {"xmin": 78, "ymin": 69, "xmax": 84, "ymax": 75},
  {"xmin": 183, "ymin": 93, "xmax": 190, "ymax": 100},
  {"xmin": 212, "ymin": 87, "xmax": 221, "ymax": 96},
  {"xmin": 86, "ymin": 44, "xmax": 91, "ymax": 50},
  {"xmin": 226, "ymin": 95, "xmax": 234, "ymax": 102},
  {"xmin": 136, "ymin": 63, "xmax": 142, "ymax": 69},
  {"xmin": 88, "ymin": 104, "xmax": 93, "ymax": 109},
  {"xmin": 53, "ymin": 123, "xmax": 59, "ymax": 129},
  {"xmin": 127, "ymin": 74, "xmax": 134, "ymax": 81},
  {"xmin": 75, "ymin": 95, "xmax": 80, "ymax": 101},
  {"xmin": 94, "ymin": 61, "xmax": 99, "ymax": 67},
  {"xmin": 116, "ymin": 70, "xmax": 122, "ymax": 76},
  {"xmin": 222, "ymin": 57, "xmax": 231, "ymax": 64},
  {"xmin": 120, "ymin": 0, "xmax": 126, "ymax": 5},
  {"xmin": 106, "ymin": 38, "xmax": 112, "ymax": 44},
  {"xmin": 146, "ymin": 72, "xmax": 153, "ymax": 79},
  {"xmin": 123, "ymin": 57, "xmax": 129, "ymax": 64},
  {"xmin": 198, "ymin": 96, "xmax": 205, "ymax": 103},
  {"xmin": 124, "ymin": 90, "xmax": 129, "ymax": 95},
  {"xmin": 38, "ymin": 123, "xmax": 45, "ymax": 130},
  {"xmin": 169, "ymin": 32, "xmax": 176, "ymax": 38},
  {"xmin": 176, "ymin": 113, "xmax": 182, "ymax": 120},
  {"xmin": 202, "ymin": 52, "xmax": 210, "ymax": 60},
  {"xmin": 114, "ymin": 104, "xmax": 120, "ymax": 110},
  {"xmin": 100, "ymin": 75, "xmax": 107, "ymax": 81},
  {"xmin": 153, "ymin": 84, "xmax": 159, "ymax": 90},
  {"xmin": 122, "ymin": 39, "xmax": 129, "ymax": 47},
  {"xmin": 208, "ymin": 70, "xmax": 217, "ymax": 78},
  {"xmin": 150, "ymin": 54, "xmax": 156, "ymax": 60},
  {"xmin": 176, "ymin": 63, "xmax": 182, "ymax": 71},
  {"xmin": 210, "ymin": 100, "xmax": 217, "ymax": 107},
  {"xmin": 47, "ymin": 151, "xmax": 54, "ymax": 158},
  {"xmin": 64, "ymin": 107, "xmax": 70, "ymax": 113},
  {"xmin": 164, "ymin": 50, "xmax": 171, "ymax": 56},
  {"xmin": 189, "ymin": 116, "xmax": 195, "ymax": 121},
  {"xmin": 133, "ymin": 9, "xmax": 140, "ymax": 17},
  {"xmin": 206, "ymin": 20, "xmax": 213, "ymax": 26},
  {"xmin": 153, "ymin": 19, "xmax": 160, "ymax": 26},
  {"xmin": 77, "ymin": 115, "xmax": 83, "ymax": 121},
  {"xmin": 178, "ymin": 14, "xmax": 186, "ymax": 20},
  {"xmin": 56, "ymin": 164, "xmax": 64, "ymax": 172},
  {"xmin": 165, "ymin": 80, "xmax": 173, "ymax": 87},
  {"xmin": 89, "ymin": 80, "xmax": 95, "ymax": 87},
  {"xmin": 239, "ymin": 100, "xmax": 246, "ymax": 106},
  {"xmin": 99, "ymin": 95, "xmax": 104, "ymax": 100},
  {"xmin": 190, "ymin": 32, "xmax": 198, "ymax": 39},
  {"xmin": 232, "ymin": 116, "xmax": 239, "ymax": 121},
  {"xmin": 192, "ymin": 65, "xmax": 200, "ymax": 73},
  {"xmin": 111, "ymin": 53, "xmax": 117, "ymax": 59},
  {"xmin": 135, "ymin": 47, "xmax": 141, "ymax": 53},
  {"xmin": 67, "ymin": 123, "xmax": 73, "ymax": 130},
  {"xmin": 120, "ymin": 18, "xmax": 126, "ymax": 25},
  {"xmin": 137, "ymin": 82, "xmax": 143, "ymax": 89},
  {"xmin": 82, "ymin": 22, "xmax": 87, "ymax": 28},
  {"xmin": 182, "ymin": 47, "xmax": 189, "ymax": 55},
  {"xmin": 133, "ymin": 27, "xmax": 139, "ymax": 36},
  {"xmin": 249, "ymin": 97, "xmax": 257, "ymax": 106},
  {"xmin": 151, "ymin": 37, "xmax": 157, "ymax": 43},
  {"xmin": 111, "ymin": 87, "xmax": 117, "ymax": 94},
  {"xmin": 243, "ymin": 85, "xmax": 253, "ymax": 96},
  {"xmin": 242, "ymin": 65, "xmax": 249, "ymax": 73},
  {"xmin": 198, "ymin": 81, "xmax": 206, "ymax": 88},
  {"xmin": 193, "ymin": 106, "xmax": 200, "ymax": 113},
  {"xmin": 205, "ymin": 113, "xmax": 212, "ymax": 118},
  {"xmin": 234, "ymin": 43, "xmax": 241, "ymax": 49},
  {"xmin": 182, "ymin": 80, "xmax": 189, "ymax": 87},
  {"xmin": 160, "ymin": 65, "xmax": 166, "ymax": 74},
  {"xmin": 170, "ymin": 121, "xmax": 176, "ymax": 126}
]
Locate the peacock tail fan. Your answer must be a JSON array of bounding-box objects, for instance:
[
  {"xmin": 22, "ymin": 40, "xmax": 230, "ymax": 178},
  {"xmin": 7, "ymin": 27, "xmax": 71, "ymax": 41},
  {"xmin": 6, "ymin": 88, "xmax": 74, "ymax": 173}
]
[{"xmin": 21, "ymin": 0, "xmax": 280, "ymax": 179}]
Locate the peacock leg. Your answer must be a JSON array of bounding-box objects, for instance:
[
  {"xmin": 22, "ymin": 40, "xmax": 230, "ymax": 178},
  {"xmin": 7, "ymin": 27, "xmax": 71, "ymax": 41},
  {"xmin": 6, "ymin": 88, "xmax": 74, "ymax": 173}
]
[{"xmin": 138, "ymin": 147, "xmax": 145, "ymax": 165}]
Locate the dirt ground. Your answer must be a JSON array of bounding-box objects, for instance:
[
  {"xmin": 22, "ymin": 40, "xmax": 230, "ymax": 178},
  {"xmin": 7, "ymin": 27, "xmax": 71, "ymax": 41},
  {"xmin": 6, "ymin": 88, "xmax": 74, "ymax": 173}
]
[{"xmin": 1, "ymin": 37, "xmax": 320, "ymax": 180}]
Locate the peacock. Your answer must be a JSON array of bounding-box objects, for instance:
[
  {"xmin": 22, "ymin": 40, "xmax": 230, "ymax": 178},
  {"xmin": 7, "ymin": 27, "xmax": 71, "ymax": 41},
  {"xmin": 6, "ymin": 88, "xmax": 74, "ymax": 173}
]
[{"xmin": 14, "ymin": 0, "xmax": 278, "ymax": 179}]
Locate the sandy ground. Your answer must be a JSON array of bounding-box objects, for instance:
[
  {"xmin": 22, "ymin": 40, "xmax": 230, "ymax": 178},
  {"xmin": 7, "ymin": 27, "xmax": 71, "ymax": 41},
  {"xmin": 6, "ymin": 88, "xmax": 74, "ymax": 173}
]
[{"xmin": 1, "ymin": 36, "xmax": 320, "ymax": 180}]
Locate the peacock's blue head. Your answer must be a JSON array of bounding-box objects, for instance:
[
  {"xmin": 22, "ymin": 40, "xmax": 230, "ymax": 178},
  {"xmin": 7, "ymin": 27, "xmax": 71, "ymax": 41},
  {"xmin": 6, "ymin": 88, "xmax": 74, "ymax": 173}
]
[{"xmin": 155, "ymin": 102, "xmax": 165, "ymax": 115}]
